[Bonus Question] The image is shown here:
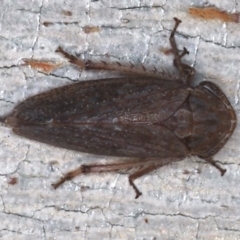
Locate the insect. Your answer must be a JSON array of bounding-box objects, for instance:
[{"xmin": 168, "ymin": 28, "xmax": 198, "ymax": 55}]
[{"xmin": 0, "ymin": 18, "xmax": 236, "ymax": 198}]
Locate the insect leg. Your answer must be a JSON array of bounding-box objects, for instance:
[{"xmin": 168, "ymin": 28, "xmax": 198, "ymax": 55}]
[
  {"xmin": 169, "ymin": 18, "xmax": 183, "ymax": 72},
  {"xmin": 52, "ymin": 161, "xmax": 156, "ymax": 190},
  {"xmin": 170, "ymin": 18, "xmax": 196, "ymax": 84},
  {"xmin": 177, "ymin": 47, "xmax": 195, "ymax": 77},
  {"xmin": 56, "ymin": 46, "xmax": 172, "ymax": 79},
  {"xmin": 129, "ymin": 157, "xmax": 184, "ymax": 198},
  {"xmin": 129, "ymin": 163, "xmax": 169, "ymax": 199},
  {"xmin": 52, "ymin": 158, "xmax": 182, "ymax": 197},
  {"xmin": 56, "ymin": 47, "xmax": 86, "ymax": 69},
  {"xmin": 179, "ymin": 47, "xmax": 189, "ymax": 59},
  {"xmin": 203, "ymin": 157, "xmax": 227, "ymax": 176},
  {"xmin": 51, "ymin": 161, "xmax": 150, "ymax": 190}
]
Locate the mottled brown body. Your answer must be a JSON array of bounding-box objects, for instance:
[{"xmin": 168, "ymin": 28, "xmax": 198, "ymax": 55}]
[
  {"xmin": 5, "ymin": 77, "xmax": 235, "ymax": 160},
  {"xmin": 1, "ymin": 18, "xmax": 236, "ymax": 198}
]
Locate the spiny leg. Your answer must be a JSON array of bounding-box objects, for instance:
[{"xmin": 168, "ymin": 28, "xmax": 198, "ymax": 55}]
[
  {"xmin": 56, "ymin": 47, "xmax": 166, "ymax": 78},
  {"xmin": 51, "ymin": 160, "xmax": 154, "ymax": 190},
  {"xmin": 56, "ymin": 19, "xmax": 194, "ymax": 80},
  {"xmin": 56, "ymin": 47, "xmax": 85, "ymax": 69},
  {"xmin": 169, "ymin": 18, "xmax": 196, "ymax": 84},
  {"xmin": 52, "ymin": 158, "xmax": 183, "ymax": 198},
  {"xmin": 203, "ymin": 157, "xmax": 226, "ymax": 176}
]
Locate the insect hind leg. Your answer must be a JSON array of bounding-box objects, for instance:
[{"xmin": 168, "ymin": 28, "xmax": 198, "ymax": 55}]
[{"xmin": 52, "ymin": 158, "xmax": 183, "ymax": 198}]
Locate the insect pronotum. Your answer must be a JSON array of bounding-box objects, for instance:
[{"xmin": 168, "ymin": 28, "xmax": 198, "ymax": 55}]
[{"xmin": 1, "ymin": 18, "xmax": 236, "ymax": 198}]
